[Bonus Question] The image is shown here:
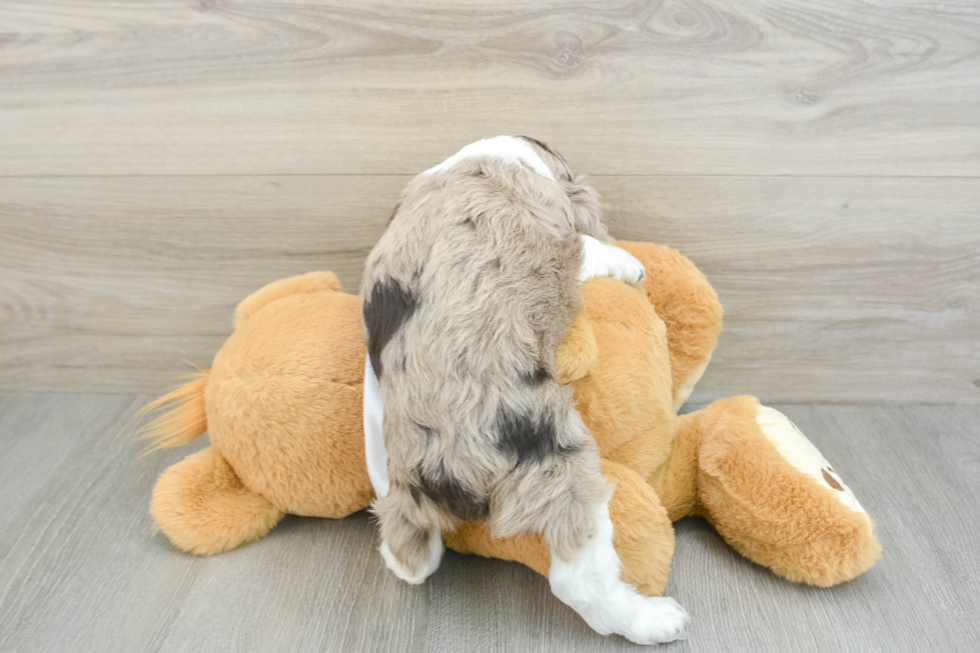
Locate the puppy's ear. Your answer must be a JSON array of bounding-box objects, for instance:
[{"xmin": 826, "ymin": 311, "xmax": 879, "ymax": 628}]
[{"xmin": 564, "ymin": 174, "xmax": 611, "ymax": 243}]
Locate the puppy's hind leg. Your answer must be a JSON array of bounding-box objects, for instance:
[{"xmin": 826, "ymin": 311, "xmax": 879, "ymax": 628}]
[
  {"xmin": 495, "ymin": 418, "xmax": 689, "ymax": 645},
  {"xmin": 374, "ymin": 485, "xmax": 445, "ymax": 585},
  {"xmin": 549, "ymin": 495, "xmax": 689, "ymax": 645}
]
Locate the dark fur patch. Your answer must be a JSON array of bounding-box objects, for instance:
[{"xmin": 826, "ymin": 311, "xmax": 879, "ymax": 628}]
[
  {"xmin": 517, "ymin": 135, "xmax": 563, "ymax": 161},
  {"xmin": 409, "ymin": 484, "xmax": 424, "ymax": 506},
  {"xmin": 495, "ymin": 405, "xmax": 574, "ymax": 464},
  {"xmin": 417, "ymin": 463, "xmax": 489, "ymax": 521},
  {"xmin": 362, "ymin": 279, "xmax": 417, "ymax": 379},
  {"xmin": 520, "ymin": 366, "xmax": 550, "ymax": 385}
]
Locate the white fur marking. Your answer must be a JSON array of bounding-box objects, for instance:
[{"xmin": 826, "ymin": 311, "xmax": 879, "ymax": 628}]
[
  {"xmin": 363, "ymin": 355, "xmax": 389, "ymax": 498},
  {"xmin": 756, "ymin": 405, "xmax": 866, "ymax": 514},
  {"xmin": 549, "ymin": 499, "xmax": 689, "ymax": 644},
  {"xmin": 379, "ymin": 527, "xmax": 444, "ymax": 585},
  {"xmin": 578, "ymin": 235, "xmax": 646, "ymax": 285},
  {"xmin": 672, "ymin": 357, "xmax": 711, "ymax": 413},
  {"xmin": 422, "ymin": 136, "xmax": 555, "ymax": 180}
]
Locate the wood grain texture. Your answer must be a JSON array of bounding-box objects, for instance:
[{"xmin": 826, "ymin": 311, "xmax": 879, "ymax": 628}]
[
  {"xmin": 0, "ymin": 394, "xmax": 977, "ymax": 652},
  {"xmin": 605, "ymin": 175, "xmax": 980, "ymax": 404},
  {"xmin": 1, "ymin": 0, "xmax": 979, "ymax": 176},
  {"xmin": 2, "ymin": 175, "xmax": 977, "ymax": 402}
]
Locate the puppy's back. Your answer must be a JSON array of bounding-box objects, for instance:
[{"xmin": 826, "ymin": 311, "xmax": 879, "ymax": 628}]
[{"xmin": 363, "ymin": 154, "xmax": 582, "ymax": 393}]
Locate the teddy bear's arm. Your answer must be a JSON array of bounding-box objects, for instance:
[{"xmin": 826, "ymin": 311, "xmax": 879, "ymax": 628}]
[{"xmin": 614, "ymin": 242, "xmax": 722, "ymax": 412}]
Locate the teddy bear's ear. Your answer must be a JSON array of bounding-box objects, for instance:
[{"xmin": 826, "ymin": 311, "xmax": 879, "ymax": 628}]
[
  {"xmin": 556, "ymin": 310, "xmax": 599, "ymax": 384},
  {"xmin": 234, "ymin": 271, "xmax": 343, "ymax": 328}
]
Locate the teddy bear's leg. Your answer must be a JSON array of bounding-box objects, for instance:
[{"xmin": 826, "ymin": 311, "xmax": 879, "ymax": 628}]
[
  {"xmin": 443, "ymin": 460, "xmax": 677, "ymax": 598},
  {"xmin": 678, "ymin": 396, "xmax": 881, "ymax": 586},
  {"xmin": 151, "ymin": 446, "xmax": 284, "ymax": 556},
  {"xmin": 615, "ymin": 242, "xmax": 723, "ymax": 412}
]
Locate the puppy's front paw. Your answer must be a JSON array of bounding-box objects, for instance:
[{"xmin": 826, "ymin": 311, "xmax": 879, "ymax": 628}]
[
  {"xmin": 578, "ymin": 235, "xmax": 646, "ymax": 286},
  {"xmin": 602, "ymin": 245, "xmax": 646, "ymax": 286}
]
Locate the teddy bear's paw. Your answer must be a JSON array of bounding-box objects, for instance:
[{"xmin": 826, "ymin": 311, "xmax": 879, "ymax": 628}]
[
  {"xmin": 756, "ymin": 405, "xmax": 866, "ymax": 514},
  {"xmin": 379, "ymin": 528, "xmax": 444, "ymax": 585},
  {"xmin": 578, "ymin": 235, "xmax": 646, "ymax": 286}
]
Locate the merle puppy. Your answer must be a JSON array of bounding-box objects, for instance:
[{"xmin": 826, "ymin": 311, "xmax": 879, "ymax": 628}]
[{"xmin": 360, "ymin": 136, "xmax": 688, "ymax": 644}]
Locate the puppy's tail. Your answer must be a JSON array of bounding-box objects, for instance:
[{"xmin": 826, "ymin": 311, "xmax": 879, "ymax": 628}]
[{"xmin": 137, "ymin": 368, "xmax": 210, "ymax": 453}]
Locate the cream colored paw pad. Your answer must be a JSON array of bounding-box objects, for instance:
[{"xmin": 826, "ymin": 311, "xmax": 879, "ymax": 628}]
[{"xmin": 756, "ymin": 405, "xmax": 865, "ymax": 514}]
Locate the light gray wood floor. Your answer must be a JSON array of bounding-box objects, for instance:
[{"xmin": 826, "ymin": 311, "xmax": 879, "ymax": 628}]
[{"xmin": 1, "ymin": 394, "xmax": 977, "ymax": 652}]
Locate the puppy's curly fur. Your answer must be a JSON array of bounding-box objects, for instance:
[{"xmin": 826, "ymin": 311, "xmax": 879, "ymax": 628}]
[{"xmin": 361, "ymin": 137, "xmax": 613, "ymax": 572}]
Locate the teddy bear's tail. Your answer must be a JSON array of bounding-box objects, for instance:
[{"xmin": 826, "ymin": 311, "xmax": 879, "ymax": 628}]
[{"xmin": 137, "ymin": 369, "xmax": 209, "ymax": 452}]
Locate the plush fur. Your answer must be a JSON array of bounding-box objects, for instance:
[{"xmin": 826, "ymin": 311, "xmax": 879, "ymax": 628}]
[
  {"xmin": 150, "ymin": 446, "xmax": 283, "ymax": 556},
  {"xmin": 142, "ymin": 240, "xmax": 880, "ymax": 612}
]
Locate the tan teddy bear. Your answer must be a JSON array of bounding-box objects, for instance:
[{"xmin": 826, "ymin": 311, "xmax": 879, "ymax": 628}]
[{"xmin": 142, "ymin": 241, "xmax": 880, "ymax": 596}]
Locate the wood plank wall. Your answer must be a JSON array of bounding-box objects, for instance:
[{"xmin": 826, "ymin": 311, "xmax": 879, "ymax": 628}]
[{"xmin": 1, "ymin": 0, "xmax": 978, "ymax": 402}]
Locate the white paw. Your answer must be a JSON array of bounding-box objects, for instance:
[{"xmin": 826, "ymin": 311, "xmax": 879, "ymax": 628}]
[
  {"xmin": 549, "ymin": 499, "xmax": 689, "ymax": 645},
  {"xmin": 619, "ymin": 595, "xmax": 690, "ymax": 645},
  {"xmin": 558, "ymin": 585, "xmax": 689, "ymax": 645},
  {"xmin": 578, "ymin": 235, "xmax": 646, "ymax": 286},
  {"xmin": 379, "ymin": 528, "xmax": 444, "ymax": 585}
]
